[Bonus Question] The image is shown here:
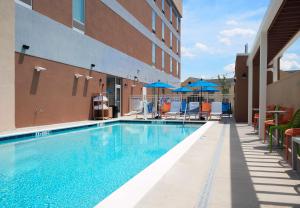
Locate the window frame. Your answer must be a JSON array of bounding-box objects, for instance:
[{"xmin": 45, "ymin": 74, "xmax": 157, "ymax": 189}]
[
  {"xmin": 162, "ymin": 22, "xmax": 165, "ymax": 41},
  {"xmin": 170, "ymin": 57, "xmax": 173, "ymax": 73},
  {"xmin": 169, "ymin": 4, "xmax": 172, "ymax": 23},
  {"xmin": 162, "ymin": 50, "xmax": 165, "ymax": 71},
  {"xmin": 152, "ymin": 43, "xmax": 156, "ymax": 66},
  {"xmin": 162, "ymin": 0, "xmax": 165, "ymax": 13},
  {"xmin": 152, "ymin": 10, "xmax": 156, "ymax": 33},
  {"xmin": 170, "ymin": 32, "xmax": 172, "ymax": 49},
  {"xmin": 15, "ymin": 0, "xmax": 32, "ymax": 9},
  {"xmin": 72, "ymin": 0, "xmax": 85, "ymax": 33}
]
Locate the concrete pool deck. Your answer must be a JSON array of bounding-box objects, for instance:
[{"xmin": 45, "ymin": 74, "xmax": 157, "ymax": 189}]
[{"xmin": 136, "ymin": 118, "xmax": 300, "ymax": 208}]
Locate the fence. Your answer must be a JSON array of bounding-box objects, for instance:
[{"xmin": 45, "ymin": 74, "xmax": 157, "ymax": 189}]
[{"xmin": 129, "ymin": 94, "xmax": 234, "ymax": 113}]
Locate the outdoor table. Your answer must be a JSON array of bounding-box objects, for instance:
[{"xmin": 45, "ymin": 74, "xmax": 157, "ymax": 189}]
[
  {"xmin": 292, "ymin": 137, "xmax": 300, "ymax": 170},
  {"xmin": 267, "ymin": 110, "xmax": 287, "ymax": 147}
]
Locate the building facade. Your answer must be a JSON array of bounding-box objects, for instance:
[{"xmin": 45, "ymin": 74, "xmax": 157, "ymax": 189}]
[{"xmin": 1, "ymin": 0, "xmax": 182, "ymax": 129}]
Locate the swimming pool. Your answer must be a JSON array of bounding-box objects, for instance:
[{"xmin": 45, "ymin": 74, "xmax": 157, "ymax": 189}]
[{"xmin": 0, "ymin": 121, "xmax": 201, "ymax": 207}]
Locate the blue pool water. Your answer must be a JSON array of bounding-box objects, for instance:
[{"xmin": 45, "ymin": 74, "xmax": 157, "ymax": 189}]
[{"xmin": 0, "ymin": 122, "xmax": 199, "ymax": 207}]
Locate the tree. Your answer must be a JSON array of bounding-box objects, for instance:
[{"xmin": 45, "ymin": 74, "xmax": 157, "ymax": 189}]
[{"xmin": 218, "ymin": 75, "xmax": 230, "ymax": 95}]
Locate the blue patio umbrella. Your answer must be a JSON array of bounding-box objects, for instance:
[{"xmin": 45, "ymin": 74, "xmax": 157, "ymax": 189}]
[
  {"xmin": 196, "ymin": 86, "xmax": 220, "ymax": 93},
  {"xmin": 145, "ymin": 81, "xmax": 175, "ymax": 118},
  {"xmin": 188, "ymin": 79, "xmax": 219, "ymax": 119},
  {"xmin": 172, "ymin": 87, "xmax": 193, "ymax": 93}
]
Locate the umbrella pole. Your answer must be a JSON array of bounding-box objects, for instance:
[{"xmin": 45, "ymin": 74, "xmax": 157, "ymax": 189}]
[
  {"xmin": 200, "ymin": 87, "xmax": 203, "ymax": 120},
  {"xmin": 157, "ymin": 88, "xmax": 160, "ymax": 118}
]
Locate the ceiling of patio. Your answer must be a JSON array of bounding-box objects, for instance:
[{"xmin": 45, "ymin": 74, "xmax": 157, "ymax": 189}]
[{"xmin": 267, "ymin": 0, "xmax": 300, "ymax": 63}]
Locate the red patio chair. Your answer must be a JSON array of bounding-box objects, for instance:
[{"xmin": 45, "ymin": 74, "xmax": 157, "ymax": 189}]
[{"xmin": 284, "ymin": 128, "xmax": 300, "ymax": 160}]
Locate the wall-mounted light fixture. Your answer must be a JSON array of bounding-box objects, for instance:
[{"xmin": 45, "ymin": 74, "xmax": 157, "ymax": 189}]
[
  {"xmin": 22, "ymin": 44, "xmax": 30, "ymax": 50},
  {"xmin": 86, "ymin": 75, "xmax": 93, "ymax": 80},
  {"xmin": 132, "ymin": 76, "xmax": 139, "ymax": 87},
  {"xmin": 91, "ymin": 64, "xmax": 96, "ymax": 69},
  {"xmin": 241, "ymin": 73, "xmax": 247, "ymax": 79},
  {"xmin": 34, "ymin": 66, "xmax": 47, "ymax": 72},
  {"xmin": 74, "ymin": 73, "xmax": 83, "ymax": 79}
]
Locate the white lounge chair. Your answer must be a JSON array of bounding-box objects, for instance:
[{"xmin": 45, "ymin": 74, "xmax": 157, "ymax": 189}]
[
  {"xmin": 125, "ymin": 100, "xmax": 143, "ymax": 117},
  {"xmin": 187, "ymin": 102, "xmax": 199, "ymax": 119},
  {"xmin": 211, "ymin": 102, "xmax": 222, "ymax": 120},
  {"xmin": 165, "ymin": 101, "xmax": 181, "ymax": 119}
]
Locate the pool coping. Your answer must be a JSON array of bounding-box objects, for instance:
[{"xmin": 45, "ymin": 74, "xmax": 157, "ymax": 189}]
[
  {"xmin": 95, "ymin": 121, "xmax": 214, "ymax": 208},
  {"xmin": 0, "ymin": 118, "xmax": 206, "ymax": 142}
]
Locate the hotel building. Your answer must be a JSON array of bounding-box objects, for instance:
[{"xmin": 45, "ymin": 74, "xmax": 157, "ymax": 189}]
[{"xmin": 0, "ymin": 0, "xmax": 182, "ymax": 130}]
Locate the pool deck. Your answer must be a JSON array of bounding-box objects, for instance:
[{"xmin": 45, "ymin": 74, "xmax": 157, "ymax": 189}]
[{"xmin": 136, "ymin": 118, "xmax": 300, "ymax": 208}]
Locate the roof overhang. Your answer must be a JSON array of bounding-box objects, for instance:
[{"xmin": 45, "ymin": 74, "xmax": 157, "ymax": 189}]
[{"xmin": 248, "ymin": 0, "xmax": 300, "ymax": 65}]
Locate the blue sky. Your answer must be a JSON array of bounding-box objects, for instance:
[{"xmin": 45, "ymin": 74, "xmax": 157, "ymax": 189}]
[{"xmin": 181, "ymin": 0, "xmax": 270, "ymax": 80}]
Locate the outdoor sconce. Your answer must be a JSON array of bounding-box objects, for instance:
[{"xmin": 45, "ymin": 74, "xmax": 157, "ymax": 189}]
[
  {"xmin": 124, "ymin": 83, "xmax": 128, "ymax": 87},
  {"xmin": 91, "ymin": 64, "xmax": 95, "ymax": 69},
  {"xmin": 241, "ymin": 73, "xmax": 247, "ymax": 79},
  {"xmin": 74, "ymin": 73, "xmax": 83, "ymax": 79},
  {"xmin": 34, "ymin": 66, "xmax": 47, "ymax": 72},
  {"xmin": 86, "ymin": 76, "xmax": 93, "ymax": 80},
  {"xmin": 22, "ymin": 44, "xmax": 30, "ymax": 50},
  {"xmin": 132, "ymin": 76, "xmax": 138, "ymax": 87}
]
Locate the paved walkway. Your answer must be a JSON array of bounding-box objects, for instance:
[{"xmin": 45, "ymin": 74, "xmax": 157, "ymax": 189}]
[{"xmin": 136, "ymin": 118, "xmax": 300, "ymax": 208}]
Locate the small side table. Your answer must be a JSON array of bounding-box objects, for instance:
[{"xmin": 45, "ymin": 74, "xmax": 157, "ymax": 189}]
[{"xmin": 292, "ymin": 137, "xmax": 300, "ymax": 170}]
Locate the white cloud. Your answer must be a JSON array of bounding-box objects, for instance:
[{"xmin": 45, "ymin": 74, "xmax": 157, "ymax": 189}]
[
  {"xmin": 181, "ymin": 42, "xmax": 214, "ymax": 58},
  {"xmin": 181, "ymin": 46, "xmax": 196, "ymax": 58},
  {"xmin": 224, "ymin": 63, "xmax": 235, "ymax": 72},
  {"xmin": 220, "ymin": 28, "xmax": 255, "ymax": 37},
  {"xmin": 226, "ymin": 20, "xmax": 238, "ymax": 26},
  {"xmin": 280, "ymin": 53, "xmax": 300, "ymax": 71},
  {"xmin": 195, "ymin": 42, "xmax": 209, "ymax": 51},
  {"xmin": 218, "ymin": 37, "xmax": 232, "ymax": 46}
]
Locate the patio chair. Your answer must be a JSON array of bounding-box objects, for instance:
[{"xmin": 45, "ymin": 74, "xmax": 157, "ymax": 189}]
[
  {"xmin": 165, "ymin": 101, "xmax": 181, "ymax": 119},
  {"xmin": 253, "ymin": 105, "xmax": 276, "ymax": 129},
  {"xmin": 210, "ymin": 102, "xmax": 222, "ymax": 120},
  {"xmin": 187, "ymin": 102, "xmax": 199, "ymax": 119},
  {"xmin": 263, "ymin": 106, "xmax": 290, "ymax": 143},
  {"xmin": 125, "ymin": 100, "xmax": 143, "ymax": 117},
  {"xmin": 222, "ymin": 102, "xmax": 231, "ymax": 116},
  {"xmin": 269, "ymin": 109, "xmax": 300, "ymax": 152},
  {"xmin": 284, "ymin": 128, "xmax": 300, "ymax": 160},
  {"xmin": 200, "ymin": 102, "xmax": 211, "ymax": 120},
  {"xmin": 181, "ymin": 100, "xmax": 187, "ymax": 114}
]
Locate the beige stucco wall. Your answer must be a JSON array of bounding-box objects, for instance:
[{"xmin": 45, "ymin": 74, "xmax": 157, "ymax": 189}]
[
  {"xmin": 267, "ymin": 71, "xmax": 300, "ymax": 110},
  {"xmin": 0, "ymin": 0, "xmax": 15, "ymax": 131}
]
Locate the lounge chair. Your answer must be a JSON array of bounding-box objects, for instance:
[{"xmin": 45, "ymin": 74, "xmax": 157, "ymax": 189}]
[
  {"xmin": 211, "ymin": 102, "xmax": 222, "ymax": 119},
  {"xmin": 187, "ymin": 102, "xmax": 199, "ymax": 119},
  {"xmin": 165, "ymin": 101, "xmax": 181, "ymax": 119},
  {"xmin": 200, "ymin": 102, "xmax": 211, "ymax": 120},
  {"xmin": 125, "ymin": 100, "xmax": 143, "ymax": 118}
]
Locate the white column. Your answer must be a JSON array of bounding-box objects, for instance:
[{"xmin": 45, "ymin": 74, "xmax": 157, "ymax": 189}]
[
  {"xmin": 273, "ymin": 57, "xmax": 279, "ymax": 82},
  {"xmin": 259, "ymin": 32, "xmax": 268, "ymax": 139},
  {"xmin": 248, "ymin": 59, "xmax": 253, "ymax": 125}
]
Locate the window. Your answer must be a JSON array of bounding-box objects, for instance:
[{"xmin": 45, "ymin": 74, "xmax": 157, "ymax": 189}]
[
  {"xmin": 162, "ymin": 0, "xmax": 165, "ymax": 13},
  {"xmin": 162, "ymin": 22, "xmax": 165, "ymax": 41},
  {"xmin": 176, "ymin": 16, "xmax": 180, "ymax": 31},
  {"xmin": 176, "ymin": 39, "xmax": 179, "ymax": 54},
  {"xmin": 16, "ymin": 0, "xmax": 32, "ymax": 9},
  {"xmin": 170, "ymin": 32, "xmax": 172, "ymax": 49},
  {"xmin": 170, "ymin": 57, "xmax": 173, "ymax": 73},
  {"xmin": 176, "ymin": 61, "xmax": 179, "ymax": 76},
  {"xmin": 152, "ymin": 43, "xmax": 156, "ymax": 66},
  {"xmin": 72, "ymin": 0, "xmax": 85, "ymax": 32},
  {"xmin": 170, "ymin": 4, "xmax": 172, "ymax": 23},
  {"xmin": 162, "ymin": 51, "xmax": 165, "ymax": 70},
  {"xmin": 152, "ymin": 10, "xmax": 156, "ymax": 33}
]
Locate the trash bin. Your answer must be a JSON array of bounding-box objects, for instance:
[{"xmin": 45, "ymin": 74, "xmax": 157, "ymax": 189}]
[{"xmin": 110, "ymin": 105, "xmax": 118, "ymax": 118}]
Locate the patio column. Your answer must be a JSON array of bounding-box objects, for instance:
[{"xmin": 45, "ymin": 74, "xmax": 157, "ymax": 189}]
[
  {"xmin": 247, "ymin": 59, "xmax": 253, "ymax": 125},
  {"xmin": 259, "ymin": 32, "xmax": 268, "ymax": 139},
  {"xmin": 273, "ymin": 57, "xmax": 279, "ymax": 82}
]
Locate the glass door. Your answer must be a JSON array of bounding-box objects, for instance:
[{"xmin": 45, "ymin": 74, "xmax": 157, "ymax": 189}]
[{"xmin": 115, "ymin": 84, "xmax": 121, "ymax": 117}]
